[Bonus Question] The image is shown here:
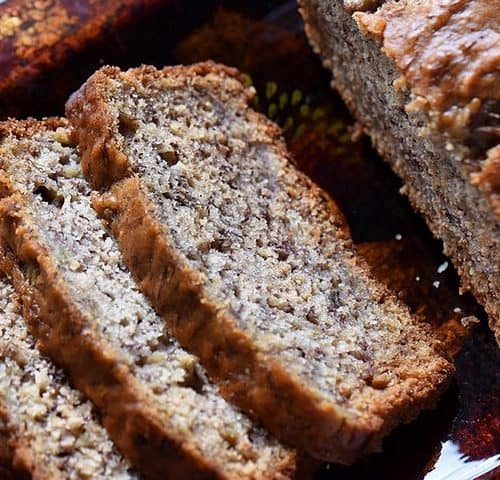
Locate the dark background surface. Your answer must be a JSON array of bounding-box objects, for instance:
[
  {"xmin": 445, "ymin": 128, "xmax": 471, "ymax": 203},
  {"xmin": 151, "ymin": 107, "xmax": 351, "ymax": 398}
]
[{"xmin": 0, "ymin": 1, "xmax": 498, "ymax": 479}]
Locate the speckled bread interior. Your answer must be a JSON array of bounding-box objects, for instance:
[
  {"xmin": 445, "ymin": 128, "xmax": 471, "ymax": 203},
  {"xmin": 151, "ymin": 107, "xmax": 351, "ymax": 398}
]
[{"xmin": 0, "ymin": 271, "xmax": 137, "ymax": 480}]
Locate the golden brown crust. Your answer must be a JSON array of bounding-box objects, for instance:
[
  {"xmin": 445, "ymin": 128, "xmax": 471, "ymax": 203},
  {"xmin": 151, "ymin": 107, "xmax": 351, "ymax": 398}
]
[
  {"xmin": 10, "ymin": 444, "xmax": 39, "ymax": 480},
  {"xmin": 68, "ymin": 62, "xmax": 454, "ymax": 463},
  {"xmin": 0, "ymin": 125, "xmax": 232, "ymax": 479},
  {"xmin": 0, "ymin": 420, "xmax": 38, "ymax": 480},
  {"xmin": 0, "ymin": 408, "xmax": 15, "ymax": 480},
  {"xmin": 353, "ymin": 0, "xmax": 500, "ymax": 217},
  {"xmin": 0, "ymin": 117, "xmax": 69, "ymax": 139},
  {"xmin": 3, "ymin": 419, "xmax": 45, "ymax": 480}
]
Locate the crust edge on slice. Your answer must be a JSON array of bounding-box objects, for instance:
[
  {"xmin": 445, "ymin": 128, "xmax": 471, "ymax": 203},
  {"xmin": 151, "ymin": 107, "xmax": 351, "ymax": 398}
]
[{"xmin": 67, "ymin": 62, "xmax": 454, "ymax": 463}]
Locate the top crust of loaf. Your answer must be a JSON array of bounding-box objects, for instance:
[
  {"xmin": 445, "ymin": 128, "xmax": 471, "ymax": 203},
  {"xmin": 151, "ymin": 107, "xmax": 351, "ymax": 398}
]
[
  {"xmin": 66, "ymin": 62, "xmax": 454, "ymax": 463},
  {"xmin": 353, "ymin": 0, "xmax": 500, "ymax": 217}
]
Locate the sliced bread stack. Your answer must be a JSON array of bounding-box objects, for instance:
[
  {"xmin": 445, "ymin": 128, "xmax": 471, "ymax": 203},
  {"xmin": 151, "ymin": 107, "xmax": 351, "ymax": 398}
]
[
  {"xmin": 0, "ymin": 119, "xmax": 295, "ymax": 479},
  {"xmin": 66, "ymin": 62, "xmax": 455, "ymax": 464}
]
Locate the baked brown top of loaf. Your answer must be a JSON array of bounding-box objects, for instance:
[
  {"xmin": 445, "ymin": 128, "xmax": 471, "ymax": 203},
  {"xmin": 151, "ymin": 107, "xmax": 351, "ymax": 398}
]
[
  {"xmin": 67, "ymin": 62, "xmax": 454, "ymax": 463},
  {"xmin": 354, "ymin": 0, "xmax": 500, "ymax": 216},
  {"xmin": 0, "ymin": 118, "xmax": 295, "ymax": 480},
  {"xmin": 0, "ymin": 273, "xmax": 137, "ymax": 480}
]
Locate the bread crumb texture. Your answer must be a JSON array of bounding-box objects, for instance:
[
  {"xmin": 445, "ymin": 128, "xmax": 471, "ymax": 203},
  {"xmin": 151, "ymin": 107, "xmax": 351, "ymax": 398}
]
[{"xmin": 0, "ymin": 277, "xmax": 137, "ymax": 479}]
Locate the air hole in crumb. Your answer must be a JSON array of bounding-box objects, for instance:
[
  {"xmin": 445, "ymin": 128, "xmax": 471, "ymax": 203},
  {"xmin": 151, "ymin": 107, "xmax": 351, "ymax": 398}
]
[
  {"xmin": 209, "ymin": 237, "xmax": 230, "ymax": 253},
  {"xmin": 220, "ymin": 429, "xmax": 239, "ymax": 448},
  {"xmin": 306, "ymin": 309, "xmax": 319, "ymax": 325},
  {"xmin": 58, "ymin": 154, "xmax": 70, "ymax": 165},
  {"xmin": 277, "ymin": 249, "xmax": 289, "ymax": 261},
  {"xmin": 0, "ymin": 179, "xmax": 12, "ymax": 198},
  {"xmin": 99, "ymin": 229, "xmax": 111, "ymax": 241},
  {"xmin": 135, "ymin": 357, "xmax": 146, "ymax": 368},
  {"xmin": 245, "ymin": 426, "xmax": 263, "ymax": 458},
  {"xmin": 179, "ymin": 365, "xmax": 205, "ymax": 394},
  {"xmin": 161, "ymin": 190, "xmax": 170, "ymax": 200},
  {"xmin": 330, "ymin": 291, "xmax": 340, "ymax": 308},
  {"xmin": 118, "ymin": 113, "xmax": 139, "ymax": 139},
  {"xmin": 199, "ymin": 148, "xmax": 211, "ymax": 159},
  {"xmin": 201, "ymin": 102, "xmax": 212, "ymax": 113},
  {"xmin": 33, "ymin": 185, "xmax": 64, "ymax": 208},
  {"xmin": 158, "ymin": 149, "xmax": 179, "ymax": 166}
]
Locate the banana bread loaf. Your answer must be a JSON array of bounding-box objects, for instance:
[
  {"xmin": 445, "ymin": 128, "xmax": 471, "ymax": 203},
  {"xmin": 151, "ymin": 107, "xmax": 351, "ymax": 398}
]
[
  {"xmin": 67, "ymin": 62, "xmax": 454, "ymax": 463},
  {"xmin": 0, "ymin": 118, "xmax": 295, "ymax": 480},
  {"xmin": 0, "ymin": 270, "xmax": 137, "ymax": 480},
  {"xmin": 298, "ymin": 0, "xmax": 500, "ymax": 343}
]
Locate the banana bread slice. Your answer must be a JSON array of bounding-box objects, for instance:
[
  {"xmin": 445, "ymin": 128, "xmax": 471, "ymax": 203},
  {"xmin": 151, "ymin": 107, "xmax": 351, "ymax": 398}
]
[
  {"xmin": 0, "ymin": 119, "xmax": 295, "ymax": 480},
  {"xmin": 298, "ymin": 0, "xmax": 500, "ymax": 342},
  {"xmin": 0, "ymin": 272, "xmax": 137, "ymax": 480},
  {"xmin": 67, "ymin": 62, "xmax": 454, "ymax": 463}
]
